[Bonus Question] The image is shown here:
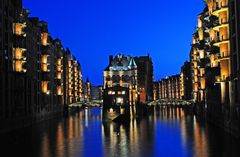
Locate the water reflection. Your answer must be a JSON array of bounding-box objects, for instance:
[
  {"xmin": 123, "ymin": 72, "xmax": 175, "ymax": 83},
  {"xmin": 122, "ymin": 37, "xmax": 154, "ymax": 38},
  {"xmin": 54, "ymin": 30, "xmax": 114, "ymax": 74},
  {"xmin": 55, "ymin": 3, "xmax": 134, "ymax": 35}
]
[{"xmin": 0, "ymin": 107, "xmax": 240, "ymax": 157}]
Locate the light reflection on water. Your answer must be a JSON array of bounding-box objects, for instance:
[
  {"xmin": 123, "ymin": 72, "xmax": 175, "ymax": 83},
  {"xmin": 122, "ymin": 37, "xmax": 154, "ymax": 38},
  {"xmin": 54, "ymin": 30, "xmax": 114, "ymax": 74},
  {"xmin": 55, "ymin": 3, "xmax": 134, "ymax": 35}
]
[{"xmin": 1, "ymin": 107, "xmax": 240, "ymax": 157}]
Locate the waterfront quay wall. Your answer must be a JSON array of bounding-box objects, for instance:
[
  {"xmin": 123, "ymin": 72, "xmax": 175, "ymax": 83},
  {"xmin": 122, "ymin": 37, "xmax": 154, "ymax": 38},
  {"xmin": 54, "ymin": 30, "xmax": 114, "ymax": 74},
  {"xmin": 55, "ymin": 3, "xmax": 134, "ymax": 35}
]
[{"xmin": 194, "ymin": 102, "xmax": 240, "ymax": 138}]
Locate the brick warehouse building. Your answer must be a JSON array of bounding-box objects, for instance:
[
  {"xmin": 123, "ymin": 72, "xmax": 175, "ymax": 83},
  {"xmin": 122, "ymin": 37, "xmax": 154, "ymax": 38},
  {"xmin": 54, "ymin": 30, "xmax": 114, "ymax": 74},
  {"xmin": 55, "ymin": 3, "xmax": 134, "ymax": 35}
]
[{"xmin": 0, "ymin": 0, "xmax": 83, "ymax": 133}]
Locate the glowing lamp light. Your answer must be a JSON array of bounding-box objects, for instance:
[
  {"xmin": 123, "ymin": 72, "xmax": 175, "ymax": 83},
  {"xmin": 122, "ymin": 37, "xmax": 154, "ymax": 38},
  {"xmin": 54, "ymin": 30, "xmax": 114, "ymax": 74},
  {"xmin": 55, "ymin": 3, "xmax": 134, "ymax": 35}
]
[
  {"xmin": 116, "ymin": 97, "xmax": 123, "ymax": 104},
  {"xmin": 109, "ymin": 108, "xmax": 114, "ymax": 113}
]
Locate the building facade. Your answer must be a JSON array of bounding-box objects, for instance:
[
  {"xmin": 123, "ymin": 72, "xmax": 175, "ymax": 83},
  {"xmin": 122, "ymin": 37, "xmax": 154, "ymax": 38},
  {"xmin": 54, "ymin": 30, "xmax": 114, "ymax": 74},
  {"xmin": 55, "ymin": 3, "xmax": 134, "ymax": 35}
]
[
  {"xmin": 229, "ymin": 0, "xmax": 240, "ymax": 109},
  {"xmin": 180, "ymin": 61, "xmax": 192, "ymax": 100},
  {"xmin": 191, "ymin": 0, "xmax": 231, "ymax": 105},
  {"xmin": 0, "ymin": 0, "xmax": 83, "ymax": 133},
  {"xmin": 159, "ymin": 75, "xmax": 181, "ymax": 100},
  {"xmin": 91, "ymin": 85, "xmax": 103, "ymax": 100},
  {"xmin": 229, "ymin": 0, "xmax": 240, "ymax": 135},
  {"xmin": 85, "ymin": 78, "xmax": 91, "ymax": 101},
  {"xmin": 63, "ymin": 49, "xmax": 83, "ymax": 105},
  {"xmin": 153, "ymin": 81, "xmax": 159, "ymax": 101},
  {"xmin": 134, "ymin": 54, "xmax": 154, "ymax": 103},
  {"xmin": 103, "ymin": 54, "xmax": 138, "ymax": 105},
  {"xmin": 189, "ymin": 0, "xmax": 240, "ymax": 136}
]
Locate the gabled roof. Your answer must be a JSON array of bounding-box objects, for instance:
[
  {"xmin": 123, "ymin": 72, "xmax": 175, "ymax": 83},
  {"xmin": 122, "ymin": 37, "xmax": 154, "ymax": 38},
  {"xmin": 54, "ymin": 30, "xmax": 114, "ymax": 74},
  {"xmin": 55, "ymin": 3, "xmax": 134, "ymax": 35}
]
[
  {"xmin": 129, "ymin": 58, "xmax": 137, "ymax": 69},
  {"xmin": 106, "ymin": 54, "xmax": 137, "ymax": 71}
]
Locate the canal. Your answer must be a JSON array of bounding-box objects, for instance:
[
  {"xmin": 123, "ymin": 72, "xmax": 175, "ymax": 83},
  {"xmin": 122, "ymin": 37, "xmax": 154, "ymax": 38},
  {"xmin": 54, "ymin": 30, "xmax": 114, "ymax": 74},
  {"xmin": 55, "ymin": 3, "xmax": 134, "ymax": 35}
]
[{"xmin": 1, "ymin": 107, "xmax": 240, "ymax": 157}]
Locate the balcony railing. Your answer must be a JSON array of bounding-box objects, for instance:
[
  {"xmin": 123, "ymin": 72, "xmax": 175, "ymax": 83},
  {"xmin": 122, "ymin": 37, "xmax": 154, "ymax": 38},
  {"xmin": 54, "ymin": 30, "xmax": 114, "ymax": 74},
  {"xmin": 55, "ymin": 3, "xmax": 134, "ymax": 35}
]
[
  {"xmin": 215, "ymin": 74, "xmax": 230, "ymax": 82},
  {"xmin": 213, "ymin": 1, "xmax": 228, "ymax": 13},
  {"xmin": 213, "ymin": 17, "xmax": 229, "ymax": 30},
  {"xmin": 214, "ymin": 34, "xmax": 229, "ymax": 45},
  {"xmin": 218, "ymin": 52, "xmax": 230, "ymax": 60}
]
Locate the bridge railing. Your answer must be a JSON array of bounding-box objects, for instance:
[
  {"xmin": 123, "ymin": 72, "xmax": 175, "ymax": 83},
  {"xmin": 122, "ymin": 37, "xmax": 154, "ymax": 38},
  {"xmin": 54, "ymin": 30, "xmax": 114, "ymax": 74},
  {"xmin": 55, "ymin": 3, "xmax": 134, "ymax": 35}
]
[{"xmin": 148, "ymin": 99, "xmax": 192, "ymax": 106}]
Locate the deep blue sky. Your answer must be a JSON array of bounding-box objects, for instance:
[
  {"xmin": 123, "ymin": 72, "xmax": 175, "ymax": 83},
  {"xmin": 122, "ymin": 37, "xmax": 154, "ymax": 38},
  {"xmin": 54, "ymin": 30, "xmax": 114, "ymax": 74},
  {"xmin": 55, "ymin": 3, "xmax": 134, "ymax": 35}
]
[{"xmin": 23, "ymin": 0, "xmax": 204, "ymax": 85}]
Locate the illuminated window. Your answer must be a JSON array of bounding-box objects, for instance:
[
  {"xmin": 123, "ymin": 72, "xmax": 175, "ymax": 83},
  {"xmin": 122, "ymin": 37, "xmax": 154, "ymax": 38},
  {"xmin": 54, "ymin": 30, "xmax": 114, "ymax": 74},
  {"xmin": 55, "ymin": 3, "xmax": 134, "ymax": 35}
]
[
  {"xmin": 199, "ymin": 50, "xmax": 204, "ymax": 59},
  {"xmin": 42, "ymin": 81, "xmax": 48, "ymax": 94},
  {"xmin": 57, "ymin": 72, "xmax": 61, "ymax": 79},
  {"xmin": 42, "ymin": 64, "xmax": 48, "ymax": 72},
  {"xmin": 41, "ymin": 33, "xmax": 48, "ymax": 46},
  {"xmin": 15, "ymin": 60, "xmax": 23, "ymax": 72},
  {"xmin": 57, "ymin": 86, "xmax": 63, "ymax": 95},
  {"xmin": 57, "ymin": 66, "xmax": 61, "ymax": 72},
  {"xmin": 116, "ymin": 97, "xmax": 123, "ymax": 104},
  {"xmin": 14, "ymin": 48, "xmax": 23, "ymax": 59},
  {"xmin": 42, "ymin": 55, "xmax": 48, "ymax": 64},
  {"xmin": 57, "ymin": 59, "xmax": 61, "ymax": 65},
  {"xmin": 13, "ymin": 23, "xmax": 26, "ymax": 36},
  {"xmin": 69, "ymin": 90, "xmax": 72, "ymax": 96}
]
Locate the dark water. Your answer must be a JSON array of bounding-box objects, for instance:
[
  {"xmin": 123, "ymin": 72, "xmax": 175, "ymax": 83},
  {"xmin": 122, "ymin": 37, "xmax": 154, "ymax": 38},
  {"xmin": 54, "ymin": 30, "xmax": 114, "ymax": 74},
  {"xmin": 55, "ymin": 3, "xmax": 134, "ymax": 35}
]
[{"xmin": 1, "ymin": 107, "xmax": 240, "ymax": 157}]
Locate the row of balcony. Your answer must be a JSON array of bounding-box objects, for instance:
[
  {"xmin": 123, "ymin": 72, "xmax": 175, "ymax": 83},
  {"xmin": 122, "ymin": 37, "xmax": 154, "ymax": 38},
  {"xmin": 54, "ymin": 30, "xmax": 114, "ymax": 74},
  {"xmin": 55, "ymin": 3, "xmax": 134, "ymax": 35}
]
[
  {"xmin": 42, "ymin": 81, "xmax": 64, "ymax": 96},
  {"xmin": 13, "ymin": 23, "xmax": 27, "ymax": 73},
  {"xmin": 212, "ymin": 17, "xmax": 229, "ymax": 31},
  {"xmin": 215, "ymin": 75, "xmax": 229, "ymax": 82},
  {"xmin": 13, "ymin": 47, "xmax": 27, "ymax": 73},
  {"xmin": 216, "ymin": 52, "xmax": 230, "ymax": 61},
  {"xmin": 212, "ymin": 34, "xmax": 229, "ymax": 46},
  {"xmin": 212, "ymin": 1, "xmax": 229, "ymax": 16}
]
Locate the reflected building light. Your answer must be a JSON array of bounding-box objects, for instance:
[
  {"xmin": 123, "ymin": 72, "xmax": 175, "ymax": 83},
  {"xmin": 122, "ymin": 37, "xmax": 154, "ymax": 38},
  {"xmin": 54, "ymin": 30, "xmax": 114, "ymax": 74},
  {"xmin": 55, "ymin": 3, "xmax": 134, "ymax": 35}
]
[
  {"xmin": 68, "ymin": 117, "xmax": 73, "ymax": 141},
  {"xmin": 57, "ymin": 124, "xmax": 63, "ymax": 157},
  {"xmin": 85, "ymin": 109, "xmax": 88, "ymax": 127},
  {"xmin": 193, "ymin": 116, "xmax": 208, "ymax": 157},
  {"xmin": 180, "ymin": 110, "xmax": 187, "ymax": 148},
  {"xmin": 42, "ymin": 134, "xmax": 50, "ymax": 157},
  {"xmin": 120, "ymin": 108, "xmax": 124, "ymax": 114}
]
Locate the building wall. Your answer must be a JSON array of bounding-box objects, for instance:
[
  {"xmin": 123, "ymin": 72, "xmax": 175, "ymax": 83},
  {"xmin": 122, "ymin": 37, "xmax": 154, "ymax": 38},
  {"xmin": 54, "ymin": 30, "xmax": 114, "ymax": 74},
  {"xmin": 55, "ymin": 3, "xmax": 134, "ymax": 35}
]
[
  {"xmin": 180, "ymin": 61, "xmax": 192, "ymax": 100},
  {"xmin": 188, "ymin": 0, "xmax": 240, "ymax": 137},
  {"xmin": 91, "ymin": 85, "xmax": 103, "ymax": 100},
  {"xmin": 134, "ymin": 55, "xmax": 154, "ymax": 103},
  {"xmin": 0, "ymin": 0, "xmax": 27, "ymax": 121},
  {"xmin": 153, "ymin": 81, "xmax": 159, "ymax": 101},
  {"xmin": 63, "ymin": 49, "xmax": 83, "ymax": 105},
  {"xmin": 228, "ymin": 0, "xmax": 240, "ymax": 135},
  {"xmin": 86, "ymin": 79, "xmax": 91, "ymax": 101},
  {"xmin": 158, "ymin": 75, "xmax": 181, "ymax": 100},
  {"xmin": 190, "ymin": 1, "xmax": 228, "ymax": 105},
  {"xmin": 0, "ymin": 0, "xmax": 83, "ymax": 133},
  {"xmin": 229, "ymin": 0, "xmax": 240, "ymax": 106},
  {"xmin": 103, "ymin": 55, "xmax": 138, "ymax": 105}
]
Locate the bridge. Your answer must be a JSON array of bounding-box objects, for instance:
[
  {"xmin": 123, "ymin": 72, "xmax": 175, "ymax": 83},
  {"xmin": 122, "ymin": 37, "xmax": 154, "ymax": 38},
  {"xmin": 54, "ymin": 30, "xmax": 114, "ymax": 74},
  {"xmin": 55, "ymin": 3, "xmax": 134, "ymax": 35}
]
[
  {"xmin": 85, "ymin": 100, "xmax": 103, "ymax": 107},
  {"xmin": 69, "ymin": 100, "xmax": 103, "ymax": 108},
  {"xmin": 148, "ymin": 99, "xmax": 194, "ymax": 107}
]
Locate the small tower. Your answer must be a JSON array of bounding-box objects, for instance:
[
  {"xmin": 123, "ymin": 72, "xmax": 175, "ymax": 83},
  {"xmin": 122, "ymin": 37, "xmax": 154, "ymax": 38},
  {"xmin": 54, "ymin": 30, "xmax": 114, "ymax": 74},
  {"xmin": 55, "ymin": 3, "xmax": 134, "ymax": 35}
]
[{"xmin": 86, "ymin": 77, "xmax": 91, "ymax": 101}]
